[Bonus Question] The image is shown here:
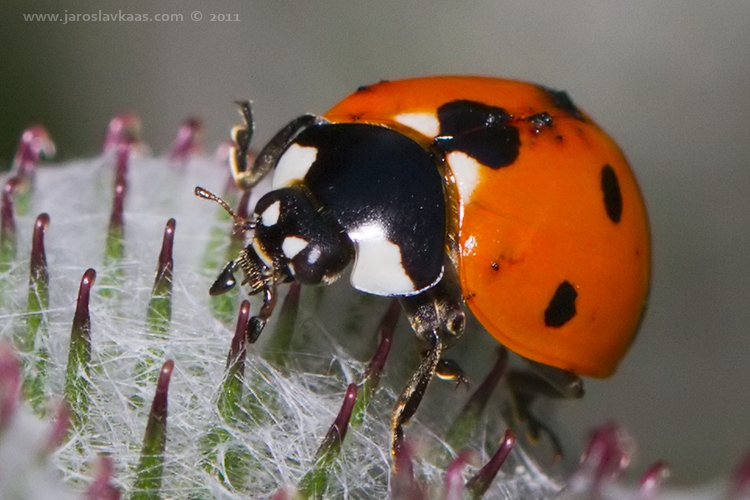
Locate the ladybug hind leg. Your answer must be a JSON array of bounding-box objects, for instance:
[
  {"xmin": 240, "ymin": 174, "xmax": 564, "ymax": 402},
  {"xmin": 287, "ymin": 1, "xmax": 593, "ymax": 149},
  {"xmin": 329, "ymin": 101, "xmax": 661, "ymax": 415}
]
[
  {"xmin": 505, "ymin": 358, "xmax": 583, "ymax": 460},
  {"xmin": 391, "ymin": 271, "xmax": 467, "ymax": 461}
]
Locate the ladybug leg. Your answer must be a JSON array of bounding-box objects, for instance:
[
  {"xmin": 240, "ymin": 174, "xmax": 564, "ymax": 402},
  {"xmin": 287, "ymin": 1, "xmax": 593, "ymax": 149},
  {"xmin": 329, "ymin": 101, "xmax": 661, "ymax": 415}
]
[
  {"xmin": 400, "ymin": 265, "xmax": 466, "ymax": 346},
  {"xmin": 435, "ymin": 358, "xmax": 470, "ymax": 389},
  {"xmin": 230, "ymin": 100, "xmax": 319, "ymax": 190},
  {"xmin": 505, "ymin": 361, "xmax": 583, "ymax": 459},
  {"xmin": 228, "ymin": 100, "xmax": 320, "ymax": 189},
  {"xmin": 247, "ymin": 281, "xmax": 277, "ymax": 343},
  {"xmin": 391, "ymin": 272, "xmax": 467, "ymax": 461},
  {"xmin": 228, "ymin": 100, "xmax": 254, "ymax": 187},
  {"xmin": 520, "ymin": 358, "xmax": 584, "ymax": 399},
  {"xmin": 390, "ymin": 330, "xmax": 442, "ymax": 461}
]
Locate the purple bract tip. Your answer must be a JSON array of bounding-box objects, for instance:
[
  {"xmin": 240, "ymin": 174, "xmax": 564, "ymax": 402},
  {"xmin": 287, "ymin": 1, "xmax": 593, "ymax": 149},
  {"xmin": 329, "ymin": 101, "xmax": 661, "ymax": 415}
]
[
  {"xmin": 391, "ymin": 440, "xmax": 423, "ymax": 500},
  {"xmin": 327, "ymin": 383, "xmax": 358, "ymax": 445},
  {"xmin": 636, "ymin": 461, "xmax": 669, "ymax": 500},
  {"xmin": 155, "ymin": 218, "xmax": 175, "ymax": 281},
  {"xmin": 109, "ymin": 180, "xmax": 126, "ymax": 231},
  {"xmin": 465, "ymin": 428, "xmax": 515, "ymax": 496},
  {"xmin": 72, "ymin": 269, "xmax": 96, "ymax": 341},
  {"xmin": 215, "ymin": 140, "xmax": 235, "ymax": 166},
  {"xmin": 364, "ymin": 300, "xmax": 399, "ymax": 379},
  {"xmin": 45, "ymin": 401, "xmax": 72, "ymax": 454},
  {"xmin": 236, "ymin": 189, "xmax": 252, "ymax": 222},
  {"xmin": 151, "ymin": 359, "xmax": 174, "ymax": 419},
  {"xmin": 565, "ymin": 423, "xmax": 633, "ymax": 498},
  {"xmin": 582, "ymin": 423, "xmax": 632, "ymax": 479},
  {"xmin": 285, "ymin": 280, "xmax": 301, "ymax": 306},
  {"xmin": 85, "ymin": 455, "xmax": 121, "ymax": 500},
  {"xmin": 461, "ymin": 346, "xmax": 508, "ymax": 415},
  {"xmin": 103, "ymin": 114, "xmax": 141, "ymax": 154},
  {"xmin": 730, "ymin": 450, "xmax": 750, "ymax": 499},
  {"xmin": 0, "ymin": 344, "xmax": 20, "ymax": 430},
  {"xmin": 444, "ymin": 450, "xmax": 474, "ymax": 500},
  {"xmin": 231, "ymin": 189, "xmax": 253, "ymax": 243},
  {"xmin": 226, "ymin": 300, "xmax": 250, "ymax": 370},
  {"xmin": 270, "ymin": 489, "xmax": 291, "ymax": 500},
  {"xmin": 1, "ymin": 178, "xmax": 19, "ymax": 236},
  {"xmin": 114, "ymin": 145, "xmax": 130, "ymax": 189},
  {"xmin": 77, "ymin": 269, "xmax": 96, "ymax": 309},
  {"xmin": 14, "ymin": 125, "xmax": 55, "ymax": 178},
  {"xmin": 30, "ymin": 213, "xmax": 50, "ymax": 275},
  {"xmin": 169, "ymin": 117, "xmax": 202, "ymax": 161}
]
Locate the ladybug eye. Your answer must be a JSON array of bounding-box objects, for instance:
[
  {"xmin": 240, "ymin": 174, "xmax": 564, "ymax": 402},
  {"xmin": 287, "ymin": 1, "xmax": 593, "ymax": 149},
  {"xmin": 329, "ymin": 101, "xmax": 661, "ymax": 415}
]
[
  {"xmin": 209, "ymin": 261, "xmax": 237, "ymax": 296},
  {"xmin": 448, "ymin": 315, "xmax": 465, "ymax": 336}
]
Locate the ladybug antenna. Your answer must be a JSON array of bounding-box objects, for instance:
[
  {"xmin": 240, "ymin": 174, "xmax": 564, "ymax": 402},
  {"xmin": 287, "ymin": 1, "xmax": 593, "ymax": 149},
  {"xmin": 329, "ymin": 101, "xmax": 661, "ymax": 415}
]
[{"xmin": 194, "ymin": 186, "xmax": 255, "ymax": 230}]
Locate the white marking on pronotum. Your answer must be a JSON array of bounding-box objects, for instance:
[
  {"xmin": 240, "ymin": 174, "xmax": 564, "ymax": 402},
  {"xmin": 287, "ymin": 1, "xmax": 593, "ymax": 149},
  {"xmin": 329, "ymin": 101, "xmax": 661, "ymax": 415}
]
[
  {"xmin": 282, "ymin": 236, "xmax": 308, "ymax": 260},
  {"xmin": 272, "ymin": 144, "xmax": 318, "ymax": 189},
  {"xmin": 259, "ymin": 200, "xmax": 281, "ymax": 226},
  {"xmin": 446, "ymin": 151, "xmax": 482, "ymax": 201},
  {"xmin": 348, "ymin": 223, "xmax": 415, "ymax": 295},
  {"xmin": 394, "ymin": 112, "xmax": 441, "ymax": 138}
]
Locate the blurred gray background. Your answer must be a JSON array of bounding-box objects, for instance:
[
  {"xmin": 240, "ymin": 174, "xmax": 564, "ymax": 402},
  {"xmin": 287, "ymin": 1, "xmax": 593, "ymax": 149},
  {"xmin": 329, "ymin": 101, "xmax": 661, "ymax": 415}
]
[{"xmin": 3, "ymin": 0, "xmax": 750, "ymax": 486}]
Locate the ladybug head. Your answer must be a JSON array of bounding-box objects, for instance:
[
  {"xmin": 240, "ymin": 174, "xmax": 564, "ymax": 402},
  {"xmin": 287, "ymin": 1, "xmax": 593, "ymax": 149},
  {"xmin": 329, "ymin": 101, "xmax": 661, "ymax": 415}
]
[
  {"xmin": 250, "ymin": 187, "xmax": 354, "ymax": 287},
  {"xmin": 198, "ymin": 185, "xmax": 355, "ymax": 298}
]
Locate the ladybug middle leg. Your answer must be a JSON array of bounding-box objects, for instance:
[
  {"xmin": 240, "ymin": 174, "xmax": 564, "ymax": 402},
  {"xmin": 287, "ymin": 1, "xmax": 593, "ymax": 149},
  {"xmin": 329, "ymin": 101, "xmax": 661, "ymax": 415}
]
[
  {"xmin": 391, "ymin": 268, "xmax": 466, "ymax": 461},
  {"xmin": 390, "ymin": 329, "xmax": 443, "ymax": 460}
]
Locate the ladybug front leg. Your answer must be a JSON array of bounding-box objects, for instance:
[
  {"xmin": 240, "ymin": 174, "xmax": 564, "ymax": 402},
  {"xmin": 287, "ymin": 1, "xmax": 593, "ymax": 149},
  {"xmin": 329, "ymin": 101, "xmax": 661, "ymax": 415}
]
[
  {"xmin": 229, "ymin": 100, "xmax": 319, "ymax": 190},
  {"xmin": 247, "ymin": 281, "xmax": 277, "ymax": 343},
  {"xmin": 228, "ymin": 101, "xmax": 254, "ymax": 187}
]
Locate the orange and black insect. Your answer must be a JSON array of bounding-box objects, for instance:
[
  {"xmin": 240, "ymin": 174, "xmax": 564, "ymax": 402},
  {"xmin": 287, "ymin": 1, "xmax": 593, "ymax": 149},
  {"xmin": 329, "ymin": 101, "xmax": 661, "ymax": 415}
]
[{"xmin": 198, "ymin": 76, "xmax": 650, "ymax": 457}]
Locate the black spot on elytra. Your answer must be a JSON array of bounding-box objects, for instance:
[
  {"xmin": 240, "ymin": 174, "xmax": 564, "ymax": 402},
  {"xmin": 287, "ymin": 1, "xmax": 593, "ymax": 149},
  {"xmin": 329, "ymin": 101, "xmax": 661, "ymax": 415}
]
[
  {"xmin": 542, "ymin": 87, "xmax": 585, "ymax": 121},
  {"xmin": 544, "ymin": 281, "xmax": 577, "ymax": 327},
  {"xmin": 601, "ymin": 164, "xmax": 622, "ymax": 223},
  {"xmin": 527, "ymin": 112, "xmax": 554, "ymax": 133},
  {"xmin": 356, "ymin": 84, "xmax": 372, "ymax": 93},
  {"xmin": 434, "ymin": 100, "xmax": 520, "ymax": 169}
]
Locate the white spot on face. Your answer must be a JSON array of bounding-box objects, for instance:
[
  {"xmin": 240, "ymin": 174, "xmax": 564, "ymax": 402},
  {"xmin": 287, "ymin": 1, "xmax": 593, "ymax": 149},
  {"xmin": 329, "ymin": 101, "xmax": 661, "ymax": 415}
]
[
  {"xmin": 349, "ymin": 225, "xmax": 415, "ymax": 296},
  {"xmin": 282, "ymin": 236, "xmax": 308, "ymax": 260},
  {"xmin": 446, "ymin": 151, "xmax": 481, "ymax": 202},
  {"xmin": 272, "ymin": 144, "xmax": 318, "ymax": 189},
  {"xmin": 260, "ymin": 200, "xmax": 281, "ymax": 226},
  {"xmin": 395, "ymin": 112, "xmax": 440, "ymax": 138}
]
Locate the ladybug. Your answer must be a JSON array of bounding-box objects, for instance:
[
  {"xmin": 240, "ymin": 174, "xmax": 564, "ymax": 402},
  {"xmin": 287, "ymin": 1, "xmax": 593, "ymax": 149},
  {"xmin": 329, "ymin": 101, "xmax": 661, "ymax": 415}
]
[{"xmin": 197, "ymin": 76, "xmax": 650, "ymax": 457}]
